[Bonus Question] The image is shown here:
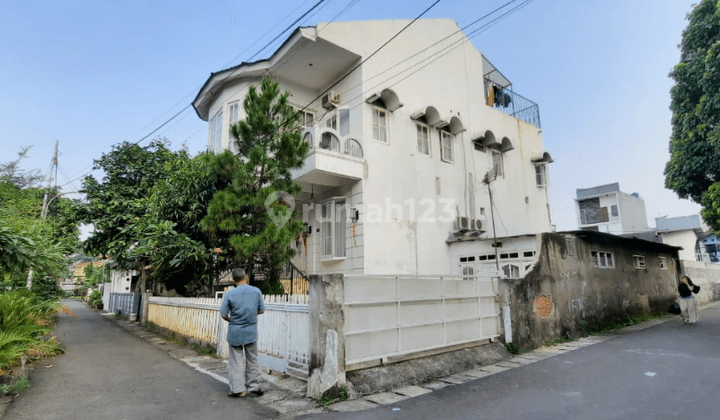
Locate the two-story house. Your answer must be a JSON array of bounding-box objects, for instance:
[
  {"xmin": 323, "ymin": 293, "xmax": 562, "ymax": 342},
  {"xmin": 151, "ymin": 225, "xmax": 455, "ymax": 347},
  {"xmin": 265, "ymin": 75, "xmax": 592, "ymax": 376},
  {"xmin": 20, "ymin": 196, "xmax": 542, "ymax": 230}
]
[
  {"xmin": 575, "ymin": 182, "xmax": 649, "ymax": 235},
  {"xmin": 192, "ymin": 19, "xmax": 553, "ymax": 278}
]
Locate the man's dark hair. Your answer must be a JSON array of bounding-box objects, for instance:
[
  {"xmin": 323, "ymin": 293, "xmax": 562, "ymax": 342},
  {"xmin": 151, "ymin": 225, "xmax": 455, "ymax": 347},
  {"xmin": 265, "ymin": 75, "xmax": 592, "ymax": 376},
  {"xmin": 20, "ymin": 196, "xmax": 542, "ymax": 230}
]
[{"xmin": 231, "ymin": 268, "xmax": 247, "ymax": 283}]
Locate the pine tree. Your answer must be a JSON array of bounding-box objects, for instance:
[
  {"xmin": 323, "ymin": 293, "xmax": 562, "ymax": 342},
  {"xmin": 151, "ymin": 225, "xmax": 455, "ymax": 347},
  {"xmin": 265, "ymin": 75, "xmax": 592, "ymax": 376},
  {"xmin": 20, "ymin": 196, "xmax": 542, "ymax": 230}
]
[{"xmin": 201, "ymin": 77, "xmax": 309, "ymax": 293}]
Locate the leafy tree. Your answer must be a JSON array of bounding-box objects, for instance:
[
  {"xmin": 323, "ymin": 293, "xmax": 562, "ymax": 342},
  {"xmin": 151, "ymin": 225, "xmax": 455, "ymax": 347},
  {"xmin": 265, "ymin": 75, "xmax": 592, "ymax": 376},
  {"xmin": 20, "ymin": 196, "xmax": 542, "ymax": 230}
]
[
  {"xmin": 0, "ymin": 181, "xmax": 77, "ymax": 289},
  {"xmin": 666, "ymin": 0, "xmax": 720, "ymax": 231},
  {"xmin": 132, "ymin": 152, "xmax": 233, "ymax": 296},
  {"xmin": 75, "ymin": 139, "xmax": 178, "ymax": 268},
  {"xmin": 201, "ymin": 77, "xmax": 309, "ymax": 294}
]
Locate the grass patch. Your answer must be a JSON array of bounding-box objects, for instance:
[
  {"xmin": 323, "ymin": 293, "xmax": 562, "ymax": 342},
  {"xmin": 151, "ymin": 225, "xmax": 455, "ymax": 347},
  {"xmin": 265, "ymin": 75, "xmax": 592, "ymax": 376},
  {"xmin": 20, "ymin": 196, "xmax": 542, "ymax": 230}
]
[
  {"xmin": 583, "ymin": 312, "xmax": 666, "ymax": 336},
  {"xmin": 314, "ymin": 386, "xmax": 349, "ymax": 407},
  {"xmin": 142, "ymin": 321, "xmax": 218, "ymax": 358},
  {"xmin": 545, "ymin": 334, "xmax": 576, "ymax": 347},
  {"xmin": 505, "ymin": 342, "xmax": 531, "ymax": 355}
]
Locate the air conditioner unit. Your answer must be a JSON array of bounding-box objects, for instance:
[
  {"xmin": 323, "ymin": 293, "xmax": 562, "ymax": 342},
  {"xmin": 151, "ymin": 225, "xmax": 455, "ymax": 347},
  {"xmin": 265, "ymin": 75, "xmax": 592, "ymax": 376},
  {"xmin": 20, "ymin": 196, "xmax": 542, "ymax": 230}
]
[
  {"xmin": 472, "ymin": 219, "xmax": 483, "ymax": 231},
  {"xmin": 322, "ymin": 91, "xmax": 341, "ymax": 110},
  {"xmin": 455, "ymin": 216, "xmax": 470, "ymax": 232}
]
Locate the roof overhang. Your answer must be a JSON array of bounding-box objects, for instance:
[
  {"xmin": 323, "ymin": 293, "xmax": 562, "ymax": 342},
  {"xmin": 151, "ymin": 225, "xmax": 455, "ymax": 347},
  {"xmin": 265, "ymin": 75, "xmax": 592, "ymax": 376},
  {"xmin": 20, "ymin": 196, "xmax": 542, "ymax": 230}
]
[{"xmin": 193, "ymin": 27, "xmax": 361, "ymax": 121}]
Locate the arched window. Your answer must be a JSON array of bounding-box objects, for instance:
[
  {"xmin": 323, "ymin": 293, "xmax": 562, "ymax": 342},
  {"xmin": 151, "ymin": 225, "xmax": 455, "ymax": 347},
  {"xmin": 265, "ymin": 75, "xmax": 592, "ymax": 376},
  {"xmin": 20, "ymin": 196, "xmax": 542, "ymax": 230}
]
[
  {"xmin": 319, "ymin": 131, "xmax": 340, "ymax": 152},
  {"xmin": 344, "ymin": 139, "xmax": 364, "ymax": 158}
]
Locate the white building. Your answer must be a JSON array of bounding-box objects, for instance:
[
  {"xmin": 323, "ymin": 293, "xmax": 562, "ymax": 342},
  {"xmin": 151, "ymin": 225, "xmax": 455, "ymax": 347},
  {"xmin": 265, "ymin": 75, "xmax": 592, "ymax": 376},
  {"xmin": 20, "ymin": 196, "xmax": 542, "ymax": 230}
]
[
  {"xmin": 655, "ymin": 214, "xmax": 710, "ymax": 262},
  {"xmin": 192, "ymin": 19, "xmax": 554, "ymax": 278},
  {"xmin": 575, "ymin": 183, "xmax": 648, "ymax": 235}
]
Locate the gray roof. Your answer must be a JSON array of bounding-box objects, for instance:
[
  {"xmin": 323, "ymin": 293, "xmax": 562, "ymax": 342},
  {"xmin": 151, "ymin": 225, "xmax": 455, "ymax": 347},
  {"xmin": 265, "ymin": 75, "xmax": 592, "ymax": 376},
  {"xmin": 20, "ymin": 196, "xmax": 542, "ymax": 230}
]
[
  {"xmin": 576, "ymin": 182, "xmax": 620, "ymax": 199},
  {"xmin": 655, "ymin": 215, "xmax": 702, "ymax": 232}
]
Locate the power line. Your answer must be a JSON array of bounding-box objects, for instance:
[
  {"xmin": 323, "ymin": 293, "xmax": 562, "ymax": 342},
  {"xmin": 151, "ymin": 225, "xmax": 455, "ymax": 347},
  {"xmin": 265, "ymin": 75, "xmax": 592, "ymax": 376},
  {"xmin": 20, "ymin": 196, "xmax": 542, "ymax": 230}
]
[{"xmin": 58, "ymin": 0, "xmax": 332, "ymax": 189}]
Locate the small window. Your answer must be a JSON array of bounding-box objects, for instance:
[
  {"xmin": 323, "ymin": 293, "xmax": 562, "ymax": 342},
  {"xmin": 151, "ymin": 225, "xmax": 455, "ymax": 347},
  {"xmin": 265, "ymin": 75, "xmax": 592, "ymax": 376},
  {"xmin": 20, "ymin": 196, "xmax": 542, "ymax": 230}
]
[
  {"xmin": 523, "ymin": 251, "xmax": 534, "ymax": 258},
  {"xmin": 502, "ymin": 264, "xmax": 520, "ymax": 278},
  {"xmin": 321, "ymin": 199, "xmax": 346, "ymax": 259},
  {"xmin": 473, "ymin": 141, "xmax": 486, "ymax": 153},
  {"xmin": 372, "ymin": 107, "xmax": 388, "ymax": 142},
  {"xmin": 209, "ymin": 110, "xmax": 224, "ymax": 153},
  {"xmin": 461, "ymin": 265, "xmax": 475, "ymax": 281},
  {"xmin": 479, "ymin": 255, "xmax": 488, "ymax": 261},
  {"xmin": 500, "ymin": 253, "xmax": 509, "ymax": 259},
  {"xmin": 491, "ymin": 150, "xmax": 503, "ymax": 177},
  {"xmin": 440, "ymin": 130, "xmax": 453, "ymax": 163},
  {"xmin": 416, "ymin": 123, "xmax": 430, "ymax": 155},
  {"xmin": 228, "ymin": 102, "xmax": 240, "ymax": 153},
  {"xmin": 633, "ymin": 255, "xmax": 646, "ymax": 269},
  {"xmin": 611, "ymin": 205, "xmax": 619, "ymax": 217},
  {"xmin": 591, "ymin": 251, "xmax": 614, "ymax": 268},
  {"xmin": 659, "ymin": 256, "xmax": 667, "ymax": 270},
  {"xmin": 535, "ymin": 163, "xmax": 548, "ymax": 188},
  {"xmin": 565, "ymin": 238, "xmax": 576, "ymax": 257},
  {"xmin": 509, "ymin": 252, "xmax": 519, "ymax": 258},
  {"xmin": 460, "ymin": 257, "xmax": 467, "ymax": 262},
  {"xmin": 300, "ymin": 109, "xmax": 314, "ymax": 128}
]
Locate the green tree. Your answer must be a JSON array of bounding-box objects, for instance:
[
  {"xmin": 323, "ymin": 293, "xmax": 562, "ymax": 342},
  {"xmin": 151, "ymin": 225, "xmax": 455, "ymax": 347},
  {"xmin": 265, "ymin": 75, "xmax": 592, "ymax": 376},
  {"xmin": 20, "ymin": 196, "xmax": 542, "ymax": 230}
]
[
  {"xmin": 132, "ymin": 152, "xmax": 234, "ymax": 296},
  {"xmin": 0, "ymin": 146, "xmax": 43, "ymax": 189},
  {"xmin": 75, "ymin": 139, "xmax": 178, "ymax": 268},
  {"xmin": 666, "ymin": 0, "xmax": 720, "ymax": 231},
  {"xmin": 0, "ymin": 181, "xmax": 77, "ymax": 289},
  {"xmin": 201, "ymin": 77, "xmax": 309, "ymax": 294}
]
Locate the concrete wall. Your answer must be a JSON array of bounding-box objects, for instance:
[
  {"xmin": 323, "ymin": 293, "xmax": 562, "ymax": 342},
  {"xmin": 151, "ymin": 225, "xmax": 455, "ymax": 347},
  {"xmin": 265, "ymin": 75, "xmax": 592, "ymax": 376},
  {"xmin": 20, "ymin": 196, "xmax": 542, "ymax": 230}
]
[
  {"xmin": 680, "ymin": 260, "xmax": 720, "ymax": 305},
  {"xmin": 501, "ymin": 232, "xmax": 679, "ymax": 350}
]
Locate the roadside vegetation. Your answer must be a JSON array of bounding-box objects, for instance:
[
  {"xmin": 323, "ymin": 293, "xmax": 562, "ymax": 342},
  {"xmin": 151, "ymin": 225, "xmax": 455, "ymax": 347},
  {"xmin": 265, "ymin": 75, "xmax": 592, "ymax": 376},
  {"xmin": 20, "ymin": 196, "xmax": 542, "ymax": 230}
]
[{"xmin": 0, "ymin": 290, "xmax": 66, "ymax": 396}]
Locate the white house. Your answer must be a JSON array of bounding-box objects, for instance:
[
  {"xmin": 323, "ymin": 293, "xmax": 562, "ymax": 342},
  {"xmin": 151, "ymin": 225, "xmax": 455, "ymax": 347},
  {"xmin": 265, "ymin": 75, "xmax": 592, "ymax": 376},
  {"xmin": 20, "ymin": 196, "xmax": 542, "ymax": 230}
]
[
  {"xmin": 192, "ymin": 19, "xmax": 554, "ymax": 278},
  {"xmin": 655, "ymin": 214, "xmax": 710, "ymax": 262},
  {"xmin": 575, "ymin": 183, "xmax": 649, "ymax": 235}
]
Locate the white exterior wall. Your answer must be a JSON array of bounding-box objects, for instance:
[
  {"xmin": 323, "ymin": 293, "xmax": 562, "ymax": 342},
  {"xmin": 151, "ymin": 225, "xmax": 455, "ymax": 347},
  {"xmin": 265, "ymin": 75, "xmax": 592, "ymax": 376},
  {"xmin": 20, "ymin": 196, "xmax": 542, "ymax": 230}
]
[
  {"xmin": 200, "ymin": 19, "xmax": 552, "ymax": 277},
  {"xmin": 617, "ymin": 192, "xmax": 649, "ymax": 234},
  {"xmin": 659, "ymin": 230, "xmax": 698, "ymax": 261},
  {"xmin": 110, "ymin": 270, "xmax": 135, "ymax": 294}
]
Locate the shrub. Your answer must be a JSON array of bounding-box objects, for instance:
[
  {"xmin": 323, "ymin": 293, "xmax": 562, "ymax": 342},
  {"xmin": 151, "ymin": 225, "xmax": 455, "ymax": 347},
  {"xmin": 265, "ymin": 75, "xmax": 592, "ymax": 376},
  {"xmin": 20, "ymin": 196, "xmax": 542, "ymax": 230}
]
[{"xmin": 88, "ymin": 290, "xmax": 102, "ymax": 307}]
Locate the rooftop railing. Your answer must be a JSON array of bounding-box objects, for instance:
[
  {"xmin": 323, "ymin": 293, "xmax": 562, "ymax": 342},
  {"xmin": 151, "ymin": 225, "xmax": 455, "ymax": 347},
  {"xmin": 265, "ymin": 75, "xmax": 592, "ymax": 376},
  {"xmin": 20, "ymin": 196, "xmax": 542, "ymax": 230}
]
[{"xmin": 484, "ymin": 80, "xmax": 541, "ymax": 129}]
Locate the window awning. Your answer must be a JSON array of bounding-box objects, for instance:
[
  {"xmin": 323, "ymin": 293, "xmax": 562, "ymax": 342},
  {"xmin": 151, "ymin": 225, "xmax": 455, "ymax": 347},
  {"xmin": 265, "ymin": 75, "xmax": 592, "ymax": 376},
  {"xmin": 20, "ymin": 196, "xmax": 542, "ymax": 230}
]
[
  {"xmin": 366, "ymin": 88, "xmax": 403, "ymax": 112},
  {"xmin": 531, "ymin": 151, "xmax": 554, "ymax": 163}
]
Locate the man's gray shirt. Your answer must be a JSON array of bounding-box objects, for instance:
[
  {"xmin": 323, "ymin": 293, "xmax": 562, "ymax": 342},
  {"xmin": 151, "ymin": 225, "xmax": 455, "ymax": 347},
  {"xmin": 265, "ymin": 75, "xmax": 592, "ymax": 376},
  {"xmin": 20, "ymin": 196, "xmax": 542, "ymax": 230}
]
[{"xmin": 220, "ymin": 285, "xmax": 265, "ymax": 347}]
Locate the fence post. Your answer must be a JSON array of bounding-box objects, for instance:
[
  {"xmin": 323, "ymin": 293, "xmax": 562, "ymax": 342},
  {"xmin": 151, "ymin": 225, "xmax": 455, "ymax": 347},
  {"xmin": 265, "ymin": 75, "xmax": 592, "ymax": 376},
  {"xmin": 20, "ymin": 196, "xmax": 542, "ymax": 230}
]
[
  {"xmin": 140, "ymin": 292, "xmax": 151, "ymax": 325},
  {"xmin": 307, "ymin": 273, "xmax": 346, "ymax": 398}
]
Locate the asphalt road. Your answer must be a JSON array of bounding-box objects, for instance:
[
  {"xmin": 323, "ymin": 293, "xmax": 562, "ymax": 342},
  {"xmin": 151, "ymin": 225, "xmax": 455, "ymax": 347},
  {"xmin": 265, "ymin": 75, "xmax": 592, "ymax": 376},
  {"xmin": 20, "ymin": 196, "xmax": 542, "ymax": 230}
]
[
  {"xmin": 5, "ymin": 299, "xmax": 279, "ymax": 420},
  {"xmin": 299, "ymin": 304, "xmax": 720, "ymax": 420}
]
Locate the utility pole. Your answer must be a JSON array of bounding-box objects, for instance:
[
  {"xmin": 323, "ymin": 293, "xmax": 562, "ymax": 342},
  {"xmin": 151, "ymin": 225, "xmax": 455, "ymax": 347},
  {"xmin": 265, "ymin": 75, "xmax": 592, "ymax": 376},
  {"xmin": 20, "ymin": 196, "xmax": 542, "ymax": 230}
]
[{"xmin": 28, "ymin": 141, "xmax": 59, "ymax": 289}]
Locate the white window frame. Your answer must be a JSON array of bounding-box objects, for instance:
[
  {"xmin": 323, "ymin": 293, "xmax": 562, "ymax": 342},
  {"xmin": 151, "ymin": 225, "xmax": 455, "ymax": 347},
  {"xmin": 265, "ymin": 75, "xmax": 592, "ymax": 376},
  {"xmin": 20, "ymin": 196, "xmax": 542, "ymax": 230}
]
[
  {"xmin": 416, "ymin": 123, "xmax": 430, "ymax": 156},
  {"xmin": 320, "ymin": 198, "xmax": 347, "ymax": 260},
  {"xmin": 491, "ymin": 149, "xmax": 504, "ymax": 177},
  {"xmin": 209, "ymin": 109, "xmax": 224, "ymax": 153},
  {"xmin": 591, "ymin": 250, "xmax": 615, "ymax": 268},
  {"xmin": 535, "ymin": 163, "xmax": 548, "ymax": 189},
  {"xmin": 633, "ymin": 255, "xmax": 646, "ymax": 269},
  {"xmin": 326, "ymin": 107, "xmax": 349, "ymax": 136},
  {"xmin": 372, "ymin": 106, "xmax": 388, "ymax": 143},
  {"xmin": 440, "ymin": 130, "xmax": 453, "ymax": 163},
  {"xmin": 659, "ymin": 256, "xmax": 667, "ymax": 270},
  {"xmin": 228, "ymin": 102, "xmax": 240, "ymax": 153}
]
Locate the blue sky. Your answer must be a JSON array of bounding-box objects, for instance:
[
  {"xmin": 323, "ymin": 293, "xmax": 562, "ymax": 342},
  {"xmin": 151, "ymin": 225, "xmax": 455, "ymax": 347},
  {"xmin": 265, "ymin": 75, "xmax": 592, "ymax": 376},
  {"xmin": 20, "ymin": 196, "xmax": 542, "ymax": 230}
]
[{"xmin": 0, "ymin": 0, "xmax": 701, "ymax": 232}]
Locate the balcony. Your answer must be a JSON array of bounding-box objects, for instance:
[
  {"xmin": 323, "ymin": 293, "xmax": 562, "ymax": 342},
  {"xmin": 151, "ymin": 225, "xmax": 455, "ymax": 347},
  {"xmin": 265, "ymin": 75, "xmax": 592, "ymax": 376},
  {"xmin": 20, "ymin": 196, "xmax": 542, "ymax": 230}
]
[
  {"xmin": 290, "ymin": 126, "xmax": 365, "ymax": 188},
  {"xmin": 484, "ymin": 79, "xmax": 541, "ymax": 129}
]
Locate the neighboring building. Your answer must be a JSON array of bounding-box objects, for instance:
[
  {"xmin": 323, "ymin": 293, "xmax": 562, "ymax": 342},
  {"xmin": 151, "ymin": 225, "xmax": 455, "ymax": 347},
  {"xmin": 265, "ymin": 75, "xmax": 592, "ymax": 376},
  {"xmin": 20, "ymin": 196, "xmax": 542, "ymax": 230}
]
[
  {"xmin": 654, "ymin": 214, "xmax": 710, "ymax": 262},
  {"xmin": 704, "ymin": 233, "xmax": 719, "ymax": 263},
  {"xmin": 71, "ymin": 260, "xmax": 105, "ymax": 282},
  {"xmin": 192, "ymin": 19, "xmax": 554, "ymax": 277},
  {"xmin": 502, "ymin": 230, "xmax": 680, "ymax": 349},
  {"xmin": 575, "ymin": 183, "xmax": 648, "ymax": 234}
]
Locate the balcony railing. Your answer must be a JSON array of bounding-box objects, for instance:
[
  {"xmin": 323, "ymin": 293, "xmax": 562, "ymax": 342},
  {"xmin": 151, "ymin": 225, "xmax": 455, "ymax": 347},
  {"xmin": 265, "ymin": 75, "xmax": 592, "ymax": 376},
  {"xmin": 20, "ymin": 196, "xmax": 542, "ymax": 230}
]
[
  {"xmin": 484, "ymin": 80, "xmax": 541, "ymax": 129},
  {"xmin": 303, "ymin": 127, "xmax": 364, "ymax": 159}
]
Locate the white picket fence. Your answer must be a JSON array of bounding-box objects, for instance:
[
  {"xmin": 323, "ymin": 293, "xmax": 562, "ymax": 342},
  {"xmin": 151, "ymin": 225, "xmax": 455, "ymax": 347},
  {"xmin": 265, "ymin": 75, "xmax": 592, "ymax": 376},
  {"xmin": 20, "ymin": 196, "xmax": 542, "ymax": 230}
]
[{"xmin": 147, "ymin": 294, "xmax": 309, "ymax": 377}]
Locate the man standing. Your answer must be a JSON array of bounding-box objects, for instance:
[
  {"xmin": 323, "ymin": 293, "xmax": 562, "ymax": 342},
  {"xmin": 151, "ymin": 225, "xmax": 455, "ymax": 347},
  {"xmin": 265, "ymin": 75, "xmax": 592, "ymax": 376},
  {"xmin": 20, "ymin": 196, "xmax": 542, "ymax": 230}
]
[{"xmin": 220, "ymin": 268, "xmax": 265, "ymax": 397}]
